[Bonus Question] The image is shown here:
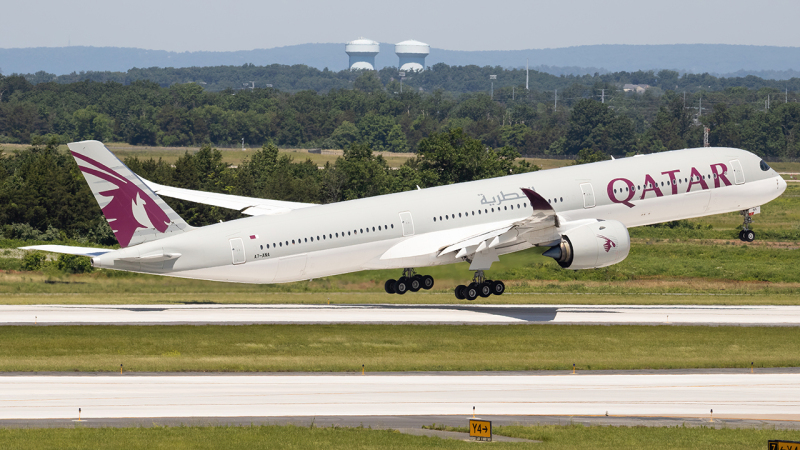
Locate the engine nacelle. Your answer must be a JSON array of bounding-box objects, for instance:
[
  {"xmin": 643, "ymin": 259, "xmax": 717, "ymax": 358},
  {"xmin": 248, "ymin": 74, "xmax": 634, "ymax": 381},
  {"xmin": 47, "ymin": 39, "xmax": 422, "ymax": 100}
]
[{"xmin": 543, "ymin": 220, "xmax": 630, "ymax": 270}]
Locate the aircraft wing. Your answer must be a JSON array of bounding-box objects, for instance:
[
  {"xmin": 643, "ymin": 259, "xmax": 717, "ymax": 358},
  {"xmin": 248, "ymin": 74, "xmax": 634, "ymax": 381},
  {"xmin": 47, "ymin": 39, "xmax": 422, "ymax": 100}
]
[
  {"xmin": 142, "ymin": 179, "xmax": 317, "ymax": 216},
  {"xmin": 381, "ymin": 188, "xmax": 561, "ymax": 261}
]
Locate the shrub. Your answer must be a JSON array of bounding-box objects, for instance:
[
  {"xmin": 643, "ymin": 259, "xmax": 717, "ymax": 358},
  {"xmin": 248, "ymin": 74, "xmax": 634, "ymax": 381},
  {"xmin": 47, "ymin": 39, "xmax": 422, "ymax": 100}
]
[
  {"xmin": 21, "ymin": 251, "xmax": 47, "ymax": 271},
  {"xmin": 56, "ymin": 254, "xmax": 93, "ymax": 274}
]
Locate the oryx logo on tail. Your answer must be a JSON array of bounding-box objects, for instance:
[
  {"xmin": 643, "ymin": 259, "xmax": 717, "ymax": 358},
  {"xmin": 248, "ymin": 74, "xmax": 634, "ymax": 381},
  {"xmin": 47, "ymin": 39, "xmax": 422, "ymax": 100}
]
[{"xmin": 72, "ymin": 151, "xmax": 171, "ymax": 247}]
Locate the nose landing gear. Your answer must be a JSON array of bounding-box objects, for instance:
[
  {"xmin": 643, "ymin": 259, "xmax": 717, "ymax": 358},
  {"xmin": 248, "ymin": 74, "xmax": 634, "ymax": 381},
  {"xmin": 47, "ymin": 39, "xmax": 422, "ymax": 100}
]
[
  {"xmin": 454, "ymin": 270, "xmax": 505, "ymax": 300},
  {"xmin": 738, "ymin": 207, "xmax": 760, "ymax": 242},
  {"xmin": 384, "ymin": 268, "xmax": 434, "ymax": 295}
]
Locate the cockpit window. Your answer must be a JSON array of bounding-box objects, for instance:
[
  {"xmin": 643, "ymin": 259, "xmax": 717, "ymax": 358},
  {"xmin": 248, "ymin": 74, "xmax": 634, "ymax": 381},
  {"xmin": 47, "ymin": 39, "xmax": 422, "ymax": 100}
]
[{"xmin": 760, "ymin": 160, "xmax": 771, "ymax": 171}]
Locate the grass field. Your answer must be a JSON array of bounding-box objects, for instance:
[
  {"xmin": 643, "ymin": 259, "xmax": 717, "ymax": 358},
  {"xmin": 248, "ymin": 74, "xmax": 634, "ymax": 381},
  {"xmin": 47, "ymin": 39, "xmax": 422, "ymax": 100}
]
[
  {"xmin": 1, "ymin": 424, "xmax": 799, "ymax": 450},
  {"xmin": 3, "ymin": 142, "xmax": 573, "ymax": 170},
  {"xmin": 2, "ymin": 324, "xmax": 798, "ymax": 372},
  {"xmin": 2, "ymin": 237, "xmax": 799, "ymax": 304}
]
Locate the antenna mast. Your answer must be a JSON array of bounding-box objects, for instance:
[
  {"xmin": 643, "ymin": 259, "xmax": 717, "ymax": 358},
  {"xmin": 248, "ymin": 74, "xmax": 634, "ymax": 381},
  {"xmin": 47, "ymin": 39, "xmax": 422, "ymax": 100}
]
[{"xmin": 526, "ymin": 59, "xmax": 529, "ymax": 90}]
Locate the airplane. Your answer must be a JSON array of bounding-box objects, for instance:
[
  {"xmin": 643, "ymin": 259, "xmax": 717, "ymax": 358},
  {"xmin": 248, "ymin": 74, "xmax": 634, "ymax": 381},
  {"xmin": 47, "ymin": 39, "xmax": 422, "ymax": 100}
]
[{"xmin": 23, "ymin": 140, "xmax": 786, "ymax": 300}]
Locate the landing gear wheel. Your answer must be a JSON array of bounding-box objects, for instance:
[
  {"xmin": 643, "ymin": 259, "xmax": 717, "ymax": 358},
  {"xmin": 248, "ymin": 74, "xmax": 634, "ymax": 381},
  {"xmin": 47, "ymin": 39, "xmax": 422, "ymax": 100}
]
[
  {"xmin": 744, "ymin": 230, "xmax": 755, "ymax": 242},
  {"xmin": 491, "ymin": 280, "xmax": 505, "ymax": 295},
  {"xmin": 465, "ymin": 285, "xmax": 479, "ymax": 301},
  {"xmin": 738, "ymin": 230, "xmax": 746, "ymax": 241},
  {"xmin": 455, "ymin": 285, "xmax": 466, "ymax": 300},
  {"xmin": 384, "ymin": 279, "xmax": 396, "ymax": 294},
  {"xmin": 478, "ymin": 283, "xmax": 492, "ymax": 298},
  {"xmin": 395, "ymin": 277, "xmax": 409, "ymax": 295},
  {"xmin": 421, "ymin": 275, "xmax": 434, "ymax": 290},
  {"xmin": 409, "ymin": 275, "xmax": 422, "ymax": 292}
]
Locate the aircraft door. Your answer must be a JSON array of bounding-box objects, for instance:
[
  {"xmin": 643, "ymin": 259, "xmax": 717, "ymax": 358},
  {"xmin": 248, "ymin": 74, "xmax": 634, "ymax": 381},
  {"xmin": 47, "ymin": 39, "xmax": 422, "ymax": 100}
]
[
  {"xmin": 229, "ymin": 238, "xmax": 246, "ymax": 265},
  {"xmin": 730, "ymin": 160, "xmax": 745, "ymax": 185},
  {"xmin": 579, "ymin": 183, "xmax": 596, "ymax": 208},
  {"xmin": 399, "ymin": 211, "xmax": 415, "ymax": 236}
]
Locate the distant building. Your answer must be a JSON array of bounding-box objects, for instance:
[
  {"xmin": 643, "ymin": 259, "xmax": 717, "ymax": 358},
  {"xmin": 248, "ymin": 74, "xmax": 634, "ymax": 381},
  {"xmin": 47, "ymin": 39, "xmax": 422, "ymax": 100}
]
[
  {"xmin": 346, "ymin": 38, "xmax": 380, "ymax": 70},
  {"xmin": 395, "ymin": 40, "xmax": 430, "ymax": 71},
  {"xmin": 623, "ymin": 84, "xmax": 650, "ymax": 93}
]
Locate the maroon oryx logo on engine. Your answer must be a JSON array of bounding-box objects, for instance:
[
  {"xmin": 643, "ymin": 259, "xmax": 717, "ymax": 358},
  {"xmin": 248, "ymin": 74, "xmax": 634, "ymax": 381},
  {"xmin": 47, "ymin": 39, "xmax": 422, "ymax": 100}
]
[{"xmin": 597, "ymin": 235, "xmax": 616, "ymax": 253}]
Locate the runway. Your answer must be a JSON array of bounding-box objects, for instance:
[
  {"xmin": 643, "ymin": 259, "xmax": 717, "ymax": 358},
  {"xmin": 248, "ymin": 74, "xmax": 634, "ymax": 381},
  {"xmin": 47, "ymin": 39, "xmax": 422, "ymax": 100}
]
[
  {"xmin": 3, "ymin": 304, "xmax": 800, "ymax": 326},
  {"xmin": 2, "ymin": 373, "xmax": 798, "ymax": 421}
]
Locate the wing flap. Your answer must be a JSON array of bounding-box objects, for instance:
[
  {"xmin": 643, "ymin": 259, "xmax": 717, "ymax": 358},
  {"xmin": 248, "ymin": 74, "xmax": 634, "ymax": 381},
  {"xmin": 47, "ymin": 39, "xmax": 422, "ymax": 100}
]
[
  {"xmin": 142, "ymin": 179, "xmax": 316, "ymax": 216},
  {"xmin": 381, "ymin": 188, "xmax": 563, "ymax": 262}
]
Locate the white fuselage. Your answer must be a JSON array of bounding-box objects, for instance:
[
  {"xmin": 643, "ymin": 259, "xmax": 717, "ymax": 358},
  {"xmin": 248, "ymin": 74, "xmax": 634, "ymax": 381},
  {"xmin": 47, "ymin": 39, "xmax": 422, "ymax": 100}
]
[{"xmin": 92, "ymin": 147, "xmax": 787, "ymax": 283}]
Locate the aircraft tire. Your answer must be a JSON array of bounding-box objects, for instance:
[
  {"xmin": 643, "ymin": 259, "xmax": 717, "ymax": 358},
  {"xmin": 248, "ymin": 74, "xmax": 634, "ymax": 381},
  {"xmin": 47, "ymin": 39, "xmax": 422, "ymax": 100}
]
[
  {"xmin": 395, "ymin": 277, "xmax": 409, "ymax": 295},
  {"xmin": 738, "ymin": 230, "xmax": 746, "ymax": 241},
  {"xmin": 421, "ymin": 275, "xmax": 435, "ymax": 290},
  {"xmin": 744, "ymin": 230, "xmax": 755, "ymax": 242},
  {"xmin": 491, "ymin": 280, "xmax": 506, "ymax": 295},
  {"xmin": 478, "ymin": 283, "xmax": 492, "ymax": 298},
  {"xmin": 454, "ymin": 285, "xmax": 466, "ymax": 300},
  {"xmin": 385, "ymin": 279, "xmax": 396, "ymax": 294},
  {"xmin": 465, "ymin": 285, "xmax": 479, "ymax": 301},
  {"xmin": 409, "ymin": 275, "xmax": 422, "ymax": 292}
]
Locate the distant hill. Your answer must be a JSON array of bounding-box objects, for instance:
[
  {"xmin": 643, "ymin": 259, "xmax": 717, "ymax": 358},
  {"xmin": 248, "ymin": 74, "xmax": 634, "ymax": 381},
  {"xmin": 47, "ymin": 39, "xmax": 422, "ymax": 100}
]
[{"xmin": 2, "ymin": 44, "xmax": 800, "ymax": 79}]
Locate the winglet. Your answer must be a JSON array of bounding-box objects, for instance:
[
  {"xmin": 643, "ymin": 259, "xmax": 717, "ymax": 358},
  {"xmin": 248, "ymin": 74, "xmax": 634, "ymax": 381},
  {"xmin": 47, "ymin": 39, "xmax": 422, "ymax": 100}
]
[{"xmin": 521, "ymin": 188, "xmax": 560, "ymax": 228}]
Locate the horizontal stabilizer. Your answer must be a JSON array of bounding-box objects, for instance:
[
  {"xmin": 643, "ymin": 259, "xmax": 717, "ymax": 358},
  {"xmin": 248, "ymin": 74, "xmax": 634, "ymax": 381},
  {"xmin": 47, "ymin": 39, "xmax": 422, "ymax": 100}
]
[
  {"xmin": 19, "ymin": 245, "xmax": 113, "ymax": 257},
  {"xmin": 116, "ymin": 252, "xmax": 181, "ymax": 262}
]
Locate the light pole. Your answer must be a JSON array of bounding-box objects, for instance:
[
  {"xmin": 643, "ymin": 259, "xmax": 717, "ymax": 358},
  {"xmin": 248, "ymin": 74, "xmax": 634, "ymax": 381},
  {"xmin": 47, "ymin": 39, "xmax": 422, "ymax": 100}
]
[
  {"xmin": 490, "ymin": 75, "xmax": 496, "ymax": 100},
  {"xmin": 399, "ymin": 71, "xmax": 406, "ymax": 93}
]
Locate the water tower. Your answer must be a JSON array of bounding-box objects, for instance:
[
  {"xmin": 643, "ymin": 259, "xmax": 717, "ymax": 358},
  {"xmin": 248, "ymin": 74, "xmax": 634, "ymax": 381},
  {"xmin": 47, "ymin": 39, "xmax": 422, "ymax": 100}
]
[
  {"xmin": 346, "ymin": 38, "xmax": 380, "ymax": 70},
  {"xmin": 395, "ymin": 40, "xmax": 430, "ymax": 71}
]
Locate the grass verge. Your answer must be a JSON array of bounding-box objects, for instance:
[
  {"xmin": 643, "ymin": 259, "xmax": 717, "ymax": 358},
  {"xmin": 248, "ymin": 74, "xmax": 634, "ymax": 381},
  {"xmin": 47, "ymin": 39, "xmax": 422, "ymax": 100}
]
[
  {"xmin": 2, "ymin": 324, "xmax": 799, "ymax": 372},
  {"xmin": 1, "ymin": 424, "xmax": 800, "ymax": 450}
]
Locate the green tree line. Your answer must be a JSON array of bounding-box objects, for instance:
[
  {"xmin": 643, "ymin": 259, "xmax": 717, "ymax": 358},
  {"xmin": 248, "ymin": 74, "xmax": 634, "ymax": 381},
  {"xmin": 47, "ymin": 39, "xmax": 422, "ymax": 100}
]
[
  {"xmin": 2, "ymin": 69, "xmax": 800, "ymax": 158},
  {"xmin": 0, "ymin": 130, "xmax": 535, "ymax": 243}
]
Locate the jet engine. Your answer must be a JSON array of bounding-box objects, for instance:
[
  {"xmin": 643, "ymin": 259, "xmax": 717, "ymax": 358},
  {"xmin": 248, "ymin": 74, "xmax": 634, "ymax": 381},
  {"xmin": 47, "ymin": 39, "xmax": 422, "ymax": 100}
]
[{"xmin": 542, "ymin": 220, "xmax": 630, "ymax": 270}]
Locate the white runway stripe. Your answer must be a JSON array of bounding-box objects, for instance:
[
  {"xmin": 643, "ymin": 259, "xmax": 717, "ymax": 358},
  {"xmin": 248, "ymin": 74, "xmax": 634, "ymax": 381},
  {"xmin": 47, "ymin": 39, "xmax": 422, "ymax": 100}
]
[
  {"xmin": 3, "ymin": 304, "xmax": 800, "ymax": 325},
  {"xmin": 1, "ymin": 374, "xmax": 799, "ymax": 420}
]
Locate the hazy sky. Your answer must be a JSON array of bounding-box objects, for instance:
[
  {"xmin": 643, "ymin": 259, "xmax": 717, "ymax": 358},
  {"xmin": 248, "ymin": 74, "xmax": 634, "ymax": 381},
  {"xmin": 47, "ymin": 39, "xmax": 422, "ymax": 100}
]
[{"xmin": 3, "ymin": 0, "xmax": 798, "ymax": 52}]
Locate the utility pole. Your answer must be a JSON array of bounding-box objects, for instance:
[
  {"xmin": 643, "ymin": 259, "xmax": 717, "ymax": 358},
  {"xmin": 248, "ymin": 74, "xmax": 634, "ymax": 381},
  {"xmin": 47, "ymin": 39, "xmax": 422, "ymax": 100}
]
[
  {"xmin": 699, "ymin": 96, "xmax": 702, "ymax": 117},
  {"xmin": 683, "ymin": 91, "xmax": 686, "ymax": 109},
  {"xmin": 600, "ymin": 89, "xmax": 605, "ymax": 104},
  {"xmin": 704, "ymin": 127, "xmax": 710, "ymax": 147},
  {"xmin": 490, "ymin": 75, "xmax": 496, "ymax": 100},
  {"xmin": 787, "ymin": 88, "xmax": 789, "ymax": 103},
  {"xmin": 768, "ymin": 95, "xmax": 770, "ymax": 110},
  {"xmin": 399, "ymin": 71, "xmax": 405, "ymax": 93},
  {"xmin": 512, "ymin": 86, "xmax": 515, "ymax": 101},
  {"xmin": 554, "ymin": 89, "xmax": 557, "ymax": 112}
]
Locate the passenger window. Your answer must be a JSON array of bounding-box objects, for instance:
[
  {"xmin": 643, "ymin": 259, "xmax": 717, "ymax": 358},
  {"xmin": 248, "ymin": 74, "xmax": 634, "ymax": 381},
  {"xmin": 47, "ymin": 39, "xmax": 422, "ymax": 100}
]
[
  {"xmin": 304, "ymin": 238, "xmax": 307, "ymax": 243},
  {"xmin": 458, "ymin": 213, "xmax": 462, "ymax": 217},
  {"xmin": 523, "ymin": 203, "xmax": 527, "ymax": 207},
  {"xmin": 504, "ymin": 206, "xmax": 507, "ymax": 210},
  {"xmin": 372, "ymin": 227, "xmax": 375, "ymax": 232},
  {"xmin": 391, "ymin": 224, "xmax": 394, "ymax": 228},
  {"xmin": 348, "ymin": 231, "xmax": 351, "ymax": 236},
  {"xmin": 279, "ymin": 242, "xmax": 282, "ymax": 247},
  {"xmin": 260, "ymin": 245, "xmax": 263, "ymax": 250},
  {"xmin": 378, "ymin": 226, "xmax": 381, "ymax": 230},
  {"xmin": 292, "ymin": 240, "xmax": 295, "ymax": 244},
  {"xmin": 560, "ymin": 197, "xmax": 563, "ymax": 202}
]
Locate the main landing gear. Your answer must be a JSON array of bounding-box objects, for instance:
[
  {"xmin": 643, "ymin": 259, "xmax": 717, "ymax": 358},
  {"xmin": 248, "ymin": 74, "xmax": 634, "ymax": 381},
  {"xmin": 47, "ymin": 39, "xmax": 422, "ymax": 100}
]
[
  {"xmin": 384, "ymin": 268, "xmax": 434, "ymax": 295},
  {"xmin": 454, "ymin": 270, "xmax": 505, "ymax": 301},
  {"xmin": 738, "ymin": 208, "xmax": 759, "ymax": 242}
]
